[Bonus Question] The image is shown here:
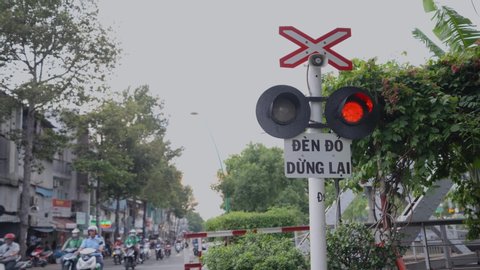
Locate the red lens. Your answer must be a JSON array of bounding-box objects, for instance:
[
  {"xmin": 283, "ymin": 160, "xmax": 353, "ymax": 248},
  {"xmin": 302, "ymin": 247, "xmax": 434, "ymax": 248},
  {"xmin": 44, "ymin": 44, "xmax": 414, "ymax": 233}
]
[
  {"xmin": 354, "ymin": 93, "xmax": 373, "ymax": 112},
  {"xmin": 341, "ymin": 101, "xmax": 364, "ymax": 124}
]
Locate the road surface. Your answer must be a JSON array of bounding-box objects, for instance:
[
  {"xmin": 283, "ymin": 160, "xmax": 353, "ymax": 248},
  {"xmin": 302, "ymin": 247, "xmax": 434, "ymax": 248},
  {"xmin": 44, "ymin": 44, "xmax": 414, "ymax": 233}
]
[{"xmin": 43, "ymin": 250, "xmax": 188, "ymax": 270}]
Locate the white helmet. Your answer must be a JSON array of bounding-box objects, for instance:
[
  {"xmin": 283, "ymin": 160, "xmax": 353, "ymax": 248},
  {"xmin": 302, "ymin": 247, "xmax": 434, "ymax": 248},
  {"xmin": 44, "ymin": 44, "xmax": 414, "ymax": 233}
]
[
  {"xmin": 87, "ymin": 225, "xmax": 98, "ymax": 232},
  {"xmin": 129, "ymin": 229, "xmax": 136, "ymax": 235},
  {"xmin": 72, "ymin": 228, "xmax": 80, "ymax": 234}
]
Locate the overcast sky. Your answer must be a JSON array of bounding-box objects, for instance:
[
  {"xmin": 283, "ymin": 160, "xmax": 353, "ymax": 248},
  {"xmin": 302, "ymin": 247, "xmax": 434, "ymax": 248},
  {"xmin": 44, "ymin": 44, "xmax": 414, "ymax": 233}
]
[{"xmin": 97, "ymin": 0, "xmax": 479, "ymax": 221}]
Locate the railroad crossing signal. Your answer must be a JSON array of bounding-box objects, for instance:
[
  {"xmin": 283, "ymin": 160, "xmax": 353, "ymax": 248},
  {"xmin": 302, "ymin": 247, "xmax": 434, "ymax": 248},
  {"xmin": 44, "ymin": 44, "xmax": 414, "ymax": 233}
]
[
  {"xmin": 255, "ymin": 85, "xmax": 310, "ymax": 139},
  {"xmin": 325, "ymin": 86, "xmax": 381, "ymax": 140},
  {"xmin": 279, "ymin": 26, "xmax": 352, "ymax": 70},
  {"xmin": 256, "ymin": 85, "xmax": 380, "ymax": 140}
]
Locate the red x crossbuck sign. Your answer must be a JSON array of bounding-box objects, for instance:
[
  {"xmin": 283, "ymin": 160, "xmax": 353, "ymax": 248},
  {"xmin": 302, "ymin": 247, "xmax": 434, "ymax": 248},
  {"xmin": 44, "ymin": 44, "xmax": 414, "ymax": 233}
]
[{"xmin": 279, "ymin": 26, "xmax": 352, "ymax": 70}]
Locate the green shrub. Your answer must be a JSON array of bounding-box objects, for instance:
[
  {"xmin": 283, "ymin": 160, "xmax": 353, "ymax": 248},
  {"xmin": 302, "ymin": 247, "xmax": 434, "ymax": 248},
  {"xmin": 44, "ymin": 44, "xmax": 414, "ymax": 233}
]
[
  {"xmin": 203, "ymin": 233, "xmax": 308, "ymax": 270},
  {"xmin": 205, "ymin": 207, "xmax": 305, "ymax": 231},
  {"xmin": 326, "ymin": 222, "xmax": 399, "ymax": 270}
]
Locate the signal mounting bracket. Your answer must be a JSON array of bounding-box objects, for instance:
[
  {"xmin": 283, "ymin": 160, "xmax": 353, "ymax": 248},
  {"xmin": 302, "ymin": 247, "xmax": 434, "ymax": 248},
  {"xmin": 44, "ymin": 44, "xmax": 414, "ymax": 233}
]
[
  {"xmin": 307, "ymin": 97, "xmax": 328, "ymax": 102},
  {"xmin": 308, "ymin": 122, "xmax": 328, "ymax": 129}
]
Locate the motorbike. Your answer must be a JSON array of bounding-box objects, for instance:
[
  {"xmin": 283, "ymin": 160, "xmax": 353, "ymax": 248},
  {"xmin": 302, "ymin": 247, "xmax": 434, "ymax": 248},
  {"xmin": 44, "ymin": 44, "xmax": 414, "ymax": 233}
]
[
  {"xmin": 123, "ymin": 244, "xmax": 136, "ymax": 270},
  {"xmin": 164, "ymin": 244, "xmax": 171, "ymax": 258},
  {"xmin": 112, "ymin": 245, "xmax": 123, "ymax": 265},
  {"xmin": 76, "ymin": 248, "xmax": 100, "ymax": 270},
  {"xmin": 174, "ymin": 243, "xmax": 182, "ymax": 254},
  {"xmin": 60, "ymin": 248, "xmax": 78, "ymax": 270},
  {"xmin": 154, "ymin": 244, "xmax": 163, "ymax": 261},
  {"xmin": 192, "ymin": 241, "xmax": 200, "ymax": 257},
  {"xmin": 139, "ymin": 243, "xmax": 149, "ymax": 262},
  {"xmin": 29, "ymin": 246, "xmax": 53, "ymax": 267},
  {"xmin": 0, "ymin": 255, "xmax": 31, "ymax": 270}
]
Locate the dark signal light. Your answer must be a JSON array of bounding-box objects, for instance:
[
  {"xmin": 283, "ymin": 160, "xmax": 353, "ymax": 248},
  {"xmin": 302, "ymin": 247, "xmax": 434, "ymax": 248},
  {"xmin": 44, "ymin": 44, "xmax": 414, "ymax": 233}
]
[{"xmin": 256, "ymin": 85, "xmax": 310, "ymax": 139}]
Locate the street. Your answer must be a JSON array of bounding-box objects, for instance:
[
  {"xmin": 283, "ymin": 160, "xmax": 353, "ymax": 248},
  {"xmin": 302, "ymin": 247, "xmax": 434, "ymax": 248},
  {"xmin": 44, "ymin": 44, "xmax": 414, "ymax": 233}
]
[
  {"xmin": 104, "ymin": 251, "xmax": 185, "ymax": 270},
  {"xmin": 43, "ymin": 250, "xmax": 187, "ymax": 270}
]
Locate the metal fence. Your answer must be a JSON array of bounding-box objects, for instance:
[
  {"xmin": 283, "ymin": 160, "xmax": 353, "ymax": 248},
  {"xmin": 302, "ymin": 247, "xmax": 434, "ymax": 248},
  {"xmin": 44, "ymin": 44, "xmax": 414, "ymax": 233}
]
[{"xmin": 391, "ymin": 219, "xmax": 480, "ymax": 270}]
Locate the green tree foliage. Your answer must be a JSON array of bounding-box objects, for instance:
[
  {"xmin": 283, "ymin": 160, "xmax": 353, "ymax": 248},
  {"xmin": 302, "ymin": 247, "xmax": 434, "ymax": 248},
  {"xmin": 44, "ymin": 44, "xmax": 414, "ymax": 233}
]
[
  {"xmin": 213, "ymin": 143, "xmax": 309, "ymax": 214},
  {"xmin": 413, "ymin": 0, "xmax": 480, "ymax": 57},
  {"xmin": 203, "ymin": 233, "xmax": 308, "ymax": 270},
  {"xmin": 63, "ymin": 86, "xmax": 190, "ymax": 235},
  {"xmin": 186, "ymin": 210, "xmax": 205, "ymax": 232},
  {"xmin": 0, "ymin": 0, "xmax": 119, "ymax": 256},
  {"xmin": 323, "ymin": 47, "xmax": 480, "ymax": 237},
  {"xmin": 205, "ymin": 207, "xmax": 304, "ymax": 231},
  {"xmin": 327, "ymin": 222, "xmax": 400, "ymax": 270}
]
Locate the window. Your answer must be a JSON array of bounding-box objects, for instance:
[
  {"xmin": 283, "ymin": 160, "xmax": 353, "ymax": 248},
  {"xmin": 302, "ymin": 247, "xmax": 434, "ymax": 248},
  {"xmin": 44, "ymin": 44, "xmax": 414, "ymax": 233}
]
[{"xmin": 0, "ymin": 137, "xmax": 8, "ymax": 176}]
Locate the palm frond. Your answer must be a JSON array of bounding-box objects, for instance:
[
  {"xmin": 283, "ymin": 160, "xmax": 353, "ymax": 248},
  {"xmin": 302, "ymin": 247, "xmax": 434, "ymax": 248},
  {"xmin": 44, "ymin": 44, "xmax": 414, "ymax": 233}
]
[
  {"xmin": 432, "ymin": 6, "xmax": 480, "ymax": 52},
  {"xmin": 412, "ymin": 28, "xmax": 445, "ymax": 57},
  {"xmin": 423, "ymin": 0, "xmax": 436, "ymax": 12}
]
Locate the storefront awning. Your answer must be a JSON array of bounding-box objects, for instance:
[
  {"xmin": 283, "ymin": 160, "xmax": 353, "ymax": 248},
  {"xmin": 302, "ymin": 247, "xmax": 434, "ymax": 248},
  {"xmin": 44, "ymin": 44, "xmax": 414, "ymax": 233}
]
[
  {"xmin": 53, "ymin": 217, "xmax": 77, "ymax": 230},
  {"xmin": 31, "ymin": 227, "xmax": 54, "ymax": 233},
  {"xmin": 35, "ymin": 186, "xmax": 53, "ymax": 198}
]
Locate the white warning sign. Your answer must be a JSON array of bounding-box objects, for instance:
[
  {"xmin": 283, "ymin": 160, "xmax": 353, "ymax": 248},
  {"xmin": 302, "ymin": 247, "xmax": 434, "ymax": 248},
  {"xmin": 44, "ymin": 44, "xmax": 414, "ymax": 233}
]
[{"xmin": 284, "ymin": 133, "xmax": 352, "ymax": 178}]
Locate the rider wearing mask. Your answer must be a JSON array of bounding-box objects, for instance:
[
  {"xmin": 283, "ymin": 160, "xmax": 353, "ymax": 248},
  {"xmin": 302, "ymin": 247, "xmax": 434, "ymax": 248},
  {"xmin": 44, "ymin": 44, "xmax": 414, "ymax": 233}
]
[
  {"xmin": 78, "ymin": 226, "xmax": 104, "ymax": 270},
  {"xmin": 0, "ymin": 233, "xmax": 20, "ymax": 270},
  {"xmin": 124, "ymin": 230, "xmax": 140, "ymax": 261},
  {"xmin": 62, "ymin": 228, "xmax": 83, "ymax": 251}
]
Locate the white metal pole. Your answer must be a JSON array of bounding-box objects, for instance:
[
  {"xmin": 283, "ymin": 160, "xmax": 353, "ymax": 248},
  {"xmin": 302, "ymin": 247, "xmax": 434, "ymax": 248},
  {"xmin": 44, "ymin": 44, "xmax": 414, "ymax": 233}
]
[{"xmin": 307, "ymin": 54, "xmax": 327, "ymax": 270}]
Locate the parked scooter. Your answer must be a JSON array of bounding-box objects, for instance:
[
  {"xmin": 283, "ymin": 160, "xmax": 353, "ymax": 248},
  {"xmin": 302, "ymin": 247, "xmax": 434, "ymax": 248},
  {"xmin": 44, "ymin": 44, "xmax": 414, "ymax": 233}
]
[
  {"xmin": 0, "ymin": 255, "xmax": 31, "ymax": 270},
  {"xmin": 112, "ymin": 245, "xmax": 123, "ymax": 265},
  {"xmin": 29, "ymin": 245, "xmax": 53, "ymax": 267},
  {"xmin": 60, "ymin": 248, "xmax": 78, "ymax": 270},
  {"xmin": 123, "ymin": 244, "xmax": 136, "ymax": 270},
  {"xmin": 76, "ymin": 248, "xmax": 100, "ymax": 270},
  {"xmin": 154, "ymin": 244, "xmax": 163, "ymax": 261}
]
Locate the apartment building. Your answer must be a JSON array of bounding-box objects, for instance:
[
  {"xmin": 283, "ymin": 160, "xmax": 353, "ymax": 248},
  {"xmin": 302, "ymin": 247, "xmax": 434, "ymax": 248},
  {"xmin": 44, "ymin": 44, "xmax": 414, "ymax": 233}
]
[{"xmin": 0, "ymin": 104, "xmax": 90, "ymax": 247}]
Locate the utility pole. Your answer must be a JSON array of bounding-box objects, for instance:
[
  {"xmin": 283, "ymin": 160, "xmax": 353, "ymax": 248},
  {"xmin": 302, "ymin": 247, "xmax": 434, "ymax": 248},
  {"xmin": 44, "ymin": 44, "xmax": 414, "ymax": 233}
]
[{"xmin": 307, "ymin": 53, "xmax": 328, "ymax": 270}]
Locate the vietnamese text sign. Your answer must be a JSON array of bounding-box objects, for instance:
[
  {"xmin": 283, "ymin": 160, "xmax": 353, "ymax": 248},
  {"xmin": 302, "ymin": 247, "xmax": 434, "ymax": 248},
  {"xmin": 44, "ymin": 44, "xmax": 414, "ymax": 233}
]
[
  {"xmin": 284, "ymin": 133, "xmax": 352, "ymax": 178},
  {"xmin": 76, "ymin": 212, "xmax": 86, "ymax": 225},
  {"xmin": 52, "ymin": 199, "xmax": 72, "ymax": 217}
]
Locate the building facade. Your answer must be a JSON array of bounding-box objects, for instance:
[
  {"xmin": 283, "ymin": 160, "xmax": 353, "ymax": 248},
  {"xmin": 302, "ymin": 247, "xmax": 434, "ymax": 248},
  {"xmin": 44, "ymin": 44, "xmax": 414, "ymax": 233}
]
[{"xmin": 0, "ymin": 105, "xmax": 90, "ymax": 250}]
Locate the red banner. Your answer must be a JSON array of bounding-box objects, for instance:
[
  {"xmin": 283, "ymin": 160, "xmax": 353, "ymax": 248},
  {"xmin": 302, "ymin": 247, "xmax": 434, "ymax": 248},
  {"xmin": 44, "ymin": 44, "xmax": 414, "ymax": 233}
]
[{"xmin": 53, "ymin": 199, "xmax": 72, "ymax": 208}]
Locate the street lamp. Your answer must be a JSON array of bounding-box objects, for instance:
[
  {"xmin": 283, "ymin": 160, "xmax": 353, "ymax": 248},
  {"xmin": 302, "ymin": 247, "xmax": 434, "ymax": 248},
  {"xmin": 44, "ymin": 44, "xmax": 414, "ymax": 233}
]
[
  {"xmin": 190, "ymin": 112, "xmax": 229, "ymax": 212},
  {"xmin": 190, "ymin": 112, "xmax": 224, "ymax": 173}
]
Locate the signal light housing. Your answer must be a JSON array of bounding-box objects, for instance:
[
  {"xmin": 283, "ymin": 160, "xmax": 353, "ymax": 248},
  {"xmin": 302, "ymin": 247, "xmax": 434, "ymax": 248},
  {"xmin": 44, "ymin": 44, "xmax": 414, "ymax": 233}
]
[
  {"xmin": 256, "ymin": 85, "xmax": 310, "ymax": 139},
  {"xmin": 325, "ymin": 86, "xmax": 380, "ymax": 140}
]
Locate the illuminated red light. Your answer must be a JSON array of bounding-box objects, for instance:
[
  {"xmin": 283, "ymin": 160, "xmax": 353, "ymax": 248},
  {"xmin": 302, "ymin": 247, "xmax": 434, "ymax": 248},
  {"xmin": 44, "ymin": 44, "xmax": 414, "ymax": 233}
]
[
  {"xmin": 355, "ymin": 93, "xmax": 373, "ymax": 112},
  {"xmin": 341, "ymin": 101, "xmax": 364, "ymax": 124},
  {"xmin": 324, "ymin": 86, "xmax": 380, "ymax": 139}
]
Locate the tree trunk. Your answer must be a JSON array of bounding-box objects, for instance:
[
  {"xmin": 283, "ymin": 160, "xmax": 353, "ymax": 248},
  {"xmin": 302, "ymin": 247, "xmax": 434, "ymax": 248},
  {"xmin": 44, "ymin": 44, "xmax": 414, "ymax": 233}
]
[
  {"xmin": 132, "ymin": 197, "xmax": 136, "ymax": 230},
  {"xmin": 95, "ymin": 178, "xmax": 100, "ymax": 234},
  {"xmin": 19, "ymin": 104, "xmax": 35, "ymax": 259},
  {"xmin": 114, "ymin": 196, "xmax": 120, "ymax": 238},
  {"xmin": 142, "ymin": 200, "xmax": 147, "ymax": 237}
]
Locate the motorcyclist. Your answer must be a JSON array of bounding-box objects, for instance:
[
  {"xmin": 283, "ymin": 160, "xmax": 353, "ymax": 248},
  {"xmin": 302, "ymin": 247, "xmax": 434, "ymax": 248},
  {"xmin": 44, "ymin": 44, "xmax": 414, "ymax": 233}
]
[
  {"xmin": 78, "ymin": 226, "xmax": 104, "ymax": 270},
  {"xmin": 62, "ymin": 228, "xmax": 83, "ymax": 251},
  {"xmin": 124, "ymin": 230, "xmax": 140, "ymax": 262},
  {"xmin": 0, "ymin": 233, "xmax": 20, "ymax": 270},
  {"xmin": 111, "ymin": 237, "xmax": 123, "ymax": 264},
  {"xmin": 114, "ymin": 237, "xmax": 122, "ymax": 247}
]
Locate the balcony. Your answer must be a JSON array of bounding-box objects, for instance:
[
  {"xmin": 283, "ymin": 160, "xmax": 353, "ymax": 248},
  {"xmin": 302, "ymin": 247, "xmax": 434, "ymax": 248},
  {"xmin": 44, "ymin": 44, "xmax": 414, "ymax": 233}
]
[{"xmin": 53, "ymin": 159, "xmax": 72, "ymax": 177}]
